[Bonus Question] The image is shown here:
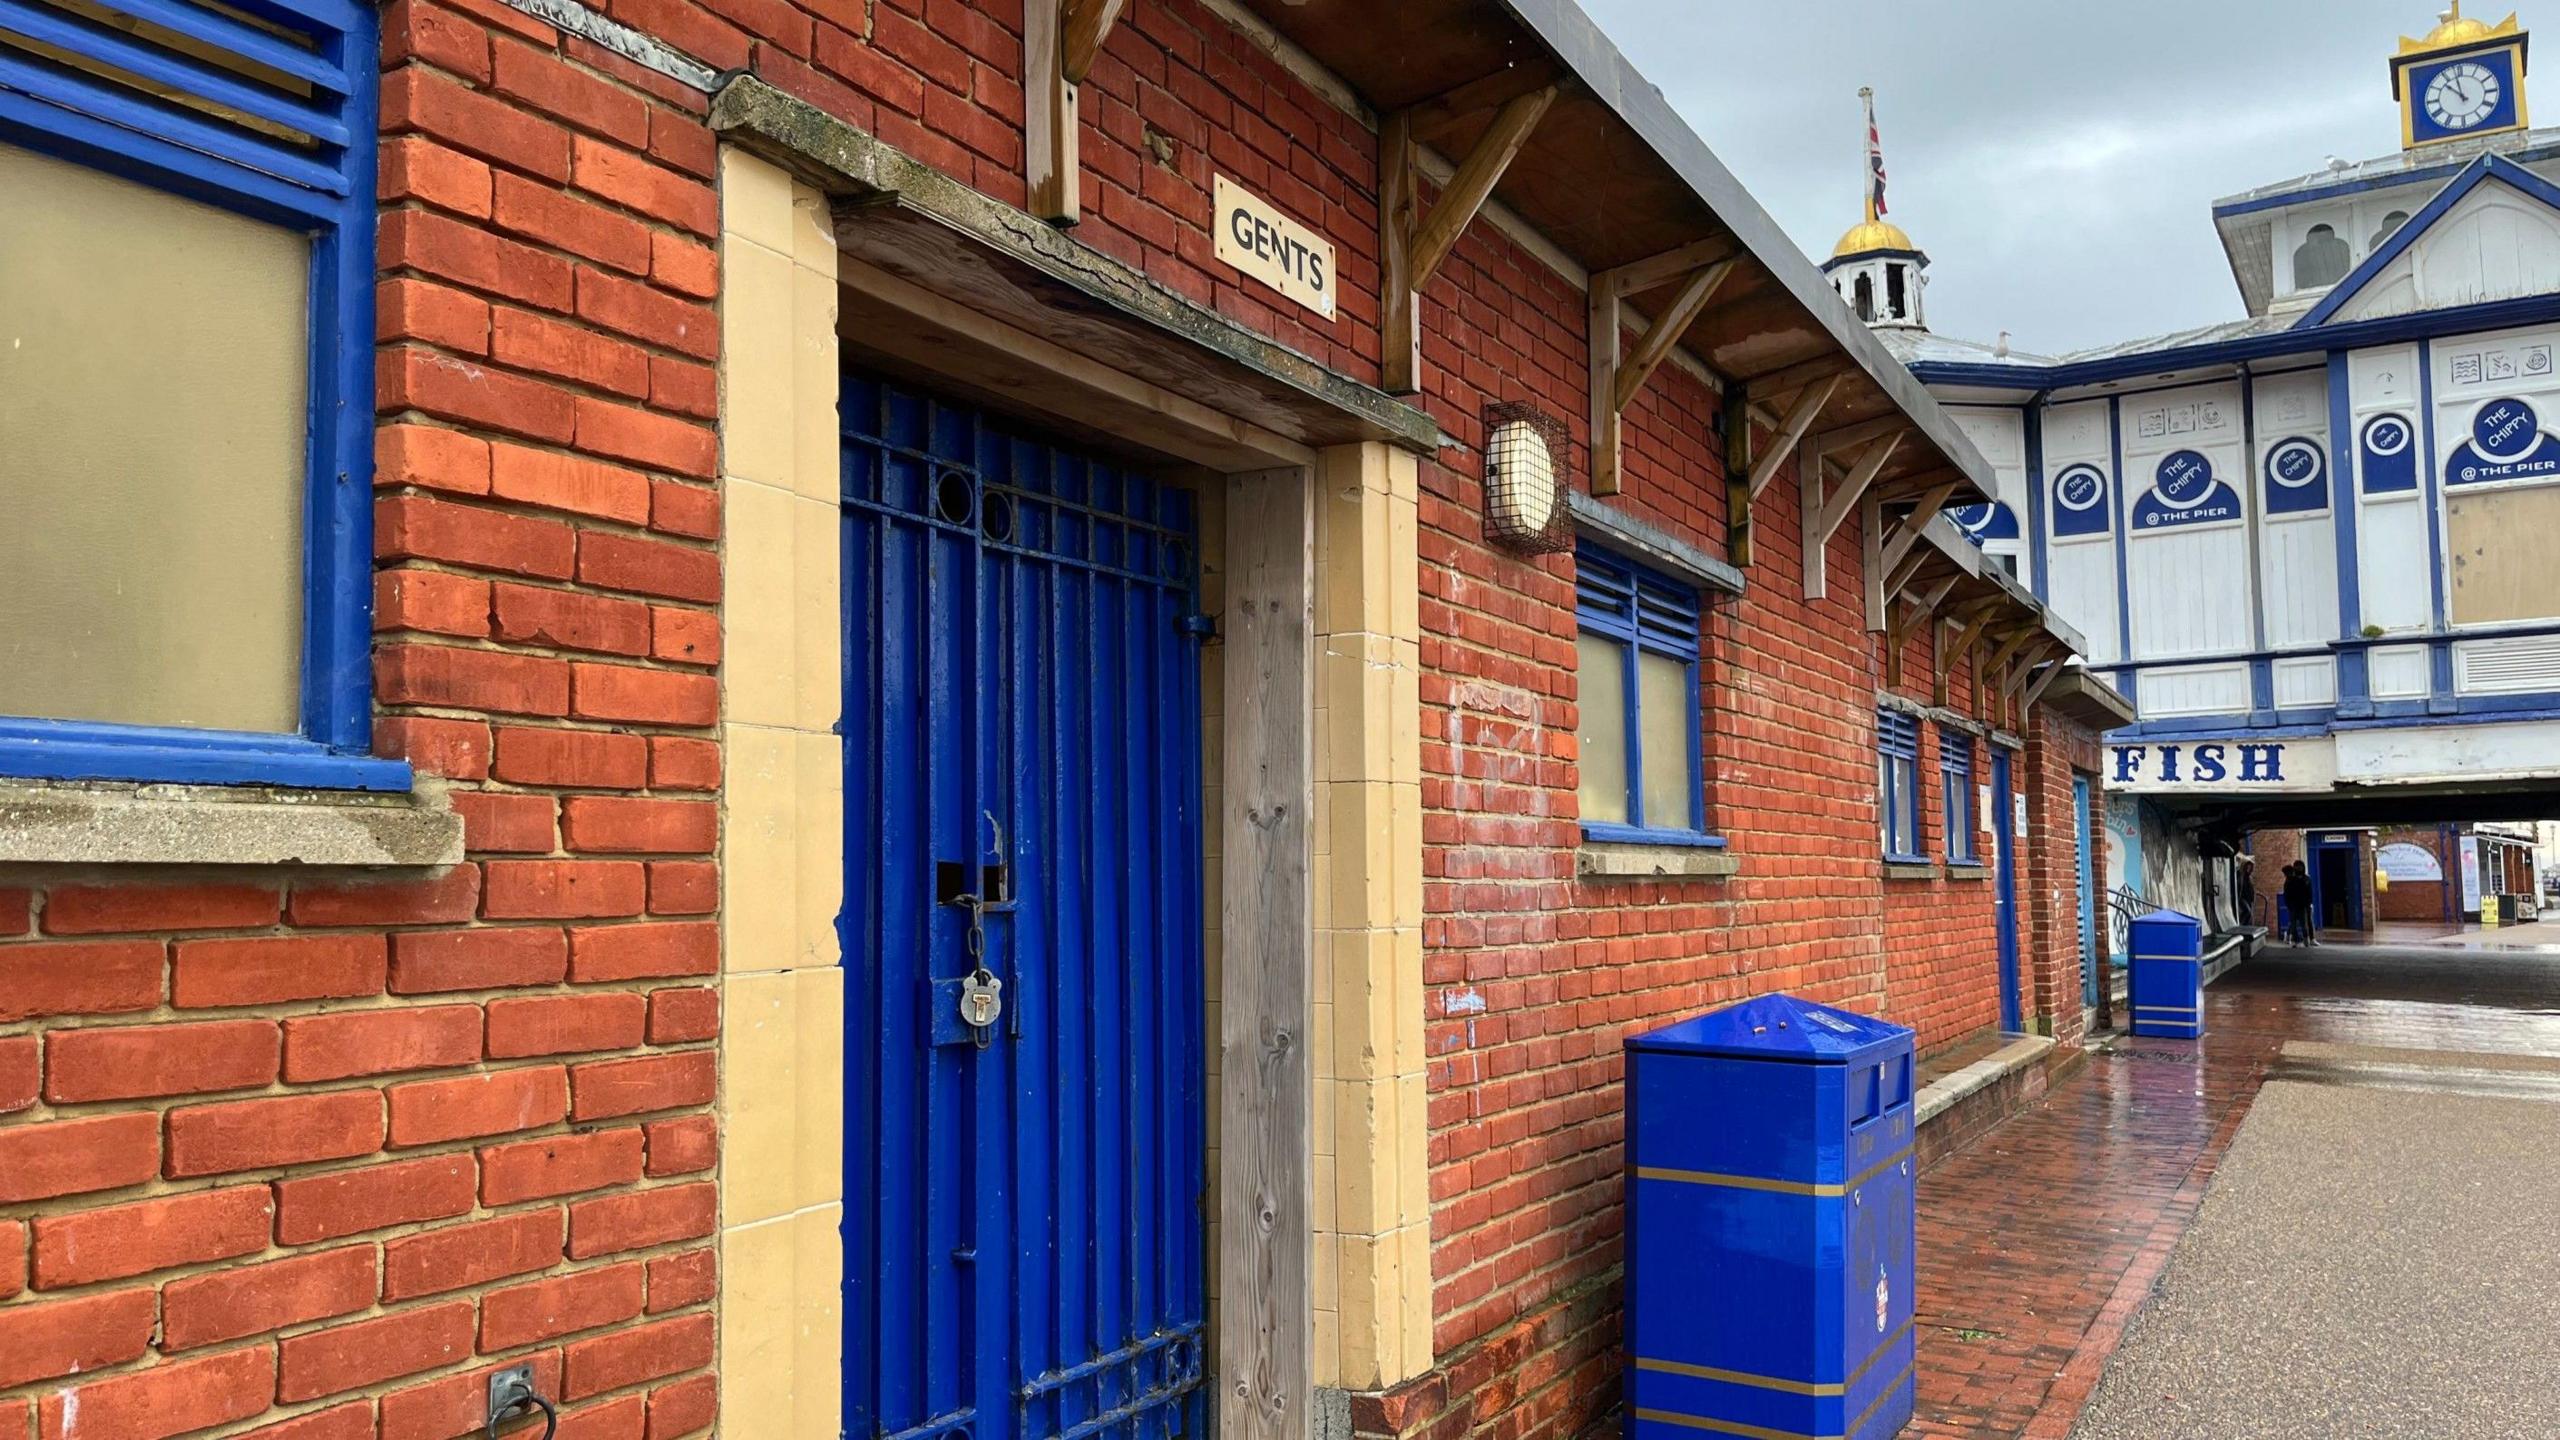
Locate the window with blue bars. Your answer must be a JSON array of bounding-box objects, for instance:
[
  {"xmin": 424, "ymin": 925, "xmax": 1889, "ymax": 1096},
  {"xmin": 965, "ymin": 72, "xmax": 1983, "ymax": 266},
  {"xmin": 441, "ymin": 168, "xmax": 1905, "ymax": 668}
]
[
  {"xmin": 0, "ymin": 0, "xmax": 397, "ymax": 789},
  {"xmin": 1573, "ymin": 544, "xmax": 1719, "ymax": 847},
  {"xmin": 1940, "ymin": 727, "xmax": 1976, "ymax": 863},
  {"xmin": 1879, "ymin": 708, "xmax": 1924, "ymax": 862}
]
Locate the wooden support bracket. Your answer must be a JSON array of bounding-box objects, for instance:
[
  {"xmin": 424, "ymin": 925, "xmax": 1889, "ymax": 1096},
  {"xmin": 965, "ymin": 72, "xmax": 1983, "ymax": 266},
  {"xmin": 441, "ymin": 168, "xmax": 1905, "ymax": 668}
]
[
  {"xmin": 2022, "ymin": 654, "xmax": 2070, "ymax": 713},
  {"xmin": 1382, "ymin": 84, "xmax": 1557, "ymax": 393},
  {"xmin": 1878, "ymin": 475, "xmax": 1962, "ymax": 576},
  {"xmin": 1589, "ymin": 243, "xmax": 1737, "ymax": 495},
  {"xmin": 1026, "ymin": 0, "xmax": 1129, "ymax": 224},
  {"xmin": 1805, "ymin": 427, "xmax": 1904, "ymax": 601},
  {"xmin": 1745, "ymin": 373, "xmax": 1843, "ymax": 501}
]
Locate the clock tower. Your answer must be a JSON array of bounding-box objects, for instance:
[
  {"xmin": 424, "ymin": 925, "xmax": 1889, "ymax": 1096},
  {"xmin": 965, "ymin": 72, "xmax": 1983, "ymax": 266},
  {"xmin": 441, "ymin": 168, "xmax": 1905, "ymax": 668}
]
[{"xmin": 2393, "ymin": 3, "xmax": 2531, "ymax": 148}]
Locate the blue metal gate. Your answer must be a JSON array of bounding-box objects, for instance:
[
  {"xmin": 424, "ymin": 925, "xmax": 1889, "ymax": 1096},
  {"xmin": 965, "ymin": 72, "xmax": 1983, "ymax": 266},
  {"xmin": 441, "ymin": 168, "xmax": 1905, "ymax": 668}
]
[
  {"xmin": 1991, "ymin": 749, "xmax": 2021, "ymax": 1032},
  {"xmin": 840, "ymin": 374, "xmax": 1207, "ymax": 1440}
]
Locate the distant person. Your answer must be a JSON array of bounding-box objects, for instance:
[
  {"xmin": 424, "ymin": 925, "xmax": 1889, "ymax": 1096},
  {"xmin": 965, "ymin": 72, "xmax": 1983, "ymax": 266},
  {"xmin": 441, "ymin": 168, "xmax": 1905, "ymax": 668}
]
[
  {"xmin": 2237, "ymin": 859, "xmax": 2257, "ymax": 927},
  {"xmin": 2282, "ymin": 862, "xmax": 2316, "ymax": 946}
]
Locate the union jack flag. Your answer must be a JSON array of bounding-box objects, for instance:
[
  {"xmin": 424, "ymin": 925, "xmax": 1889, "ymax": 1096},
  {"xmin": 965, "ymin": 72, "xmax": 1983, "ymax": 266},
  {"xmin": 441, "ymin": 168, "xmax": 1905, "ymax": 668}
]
[{"xmin": 1863, "ymin": 87, "xmax": 1888, "ymax": 219}]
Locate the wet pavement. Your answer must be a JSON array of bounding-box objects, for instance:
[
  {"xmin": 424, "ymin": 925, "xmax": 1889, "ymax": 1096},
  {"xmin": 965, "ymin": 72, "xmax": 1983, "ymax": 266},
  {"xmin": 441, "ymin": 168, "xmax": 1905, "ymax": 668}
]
[{"xmin": 1901, "ymin": 940, "xmax": 2560, "ymax": 1440}]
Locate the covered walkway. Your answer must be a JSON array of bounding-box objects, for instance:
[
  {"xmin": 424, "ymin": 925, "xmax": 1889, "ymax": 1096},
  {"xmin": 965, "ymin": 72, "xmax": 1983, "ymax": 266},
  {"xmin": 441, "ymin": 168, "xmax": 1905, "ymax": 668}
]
[{"xmin": 1904, "ymin": 940, "xmax": 2560, "ymax": 1438}]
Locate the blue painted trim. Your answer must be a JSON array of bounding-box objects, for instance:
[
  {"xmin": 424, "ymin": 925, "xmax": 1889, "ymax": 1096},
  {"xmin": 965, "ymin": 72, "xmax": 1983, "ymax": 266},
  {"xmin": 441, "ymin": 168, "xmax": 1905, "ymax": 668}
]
[
  {"xmin": 2107, "ymin": 397, "xmax": 2134, "ymax": 664},
  {"xmin": 0, "ymin": 0, "xmax": 389, "ymax": 791},
  {"xmin": 0, "ymin": 720, "xmax": 410, "ymax": 791},
  {"xmin": 1581, "ymin": 822, "xmax": 1727, "ymax": 849},
  {"xmin": 1939, "ymin": 726, "xmax": 1977, "ymax": 864},
  {"xmin": 1909, "ymin": 292, "xmax": 2560, "ymax": 393},
  {"xmin": 1576, "ymin": 542, "xmax": 1711, "ymax": 836},
  {"xmin": 2416, "ymin": 340, "xmax": 2453, "ymax": 649},
  {"xmin": 2207, "ymin": 147, "xmax": 2545, "ymax": 221},
  {"xmin": 2297, "ymin": 156, "xmax": 2560, "ymax": 329},
  {"xmin": 2334, "ymin": 353, "xmax": 2365, "ymax": 712},
  {"xmin": 2105, "ymin": 692, "xmax": 2560, "ymax": 743},
  {"xmin": 2024, "ymin": 402, "xmax": 2051, "ymax": 600}
]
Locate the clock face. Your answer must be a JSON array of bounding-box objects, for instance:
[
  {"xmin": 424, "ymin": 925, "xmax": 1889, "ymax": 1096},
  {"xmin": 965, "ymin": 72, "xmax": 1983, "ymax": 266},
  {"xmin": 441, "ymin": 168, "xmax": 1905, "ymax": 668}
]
[{"xmin": 2424, "ymin": 60, "xmax": 2503, "ymax": 130}]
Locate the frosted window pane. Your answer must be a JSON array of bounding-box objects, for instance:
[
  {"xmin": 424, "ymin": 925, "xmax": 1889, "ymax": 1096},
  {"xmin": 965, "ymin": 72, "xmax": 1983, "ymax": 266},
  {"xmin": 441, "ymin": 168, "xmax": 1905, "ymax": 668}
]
[
  {"xmin": 1576, "ymin": 632, "xmax": 1629, "ymax": 825},
  {"xmin": 0, "ymin": 140, "xmax": 308, "ymax": 734},
  {"xmin": 1637, "ymin": 650, "xmax": 1695, "ymax": 830}
]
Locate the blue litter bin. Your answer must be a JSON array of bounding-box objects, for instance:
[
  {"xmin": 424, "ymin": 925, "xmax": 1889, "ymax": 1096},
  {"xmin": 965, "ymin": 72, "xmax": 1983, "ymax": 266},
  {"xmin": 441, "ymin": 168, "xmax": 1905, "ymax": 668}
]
[
  {"xmin": 1625, "ymin": 994, "xmax": 1917, "ymax": 1440},
  {"xmin": 2129, "ymin": 907, "xmax": 2204, "ymax": 1039}
]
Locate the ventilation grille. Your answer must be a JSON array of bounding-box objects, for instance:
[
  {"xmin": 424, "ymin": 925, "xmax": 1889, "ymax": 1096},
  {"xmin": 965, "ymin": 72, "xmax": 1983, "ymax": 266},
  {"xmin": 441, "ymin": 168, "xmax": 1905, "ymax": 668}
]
[
  {"xmin": 0, "ymin": 0, "xmax": 360, "ymax": 214},
  {"xmin": 2455, "ymin": 635, "xmax": 2560, "ymax": 695}
]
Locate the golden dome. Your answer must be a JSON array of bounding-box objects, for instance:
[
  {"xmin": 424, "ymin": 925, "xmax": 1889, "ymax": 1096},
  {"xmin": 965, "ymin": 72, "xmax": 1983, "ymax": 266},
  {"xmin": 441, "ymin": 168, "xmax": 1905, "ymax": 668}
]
[
  {"xmin": 2398, "ymin": 4, "xmax": 2520, "ymax": 55},
  {"xmin": 1831, "ymin": 218, "xmax": 1916, "ymax": 258}
]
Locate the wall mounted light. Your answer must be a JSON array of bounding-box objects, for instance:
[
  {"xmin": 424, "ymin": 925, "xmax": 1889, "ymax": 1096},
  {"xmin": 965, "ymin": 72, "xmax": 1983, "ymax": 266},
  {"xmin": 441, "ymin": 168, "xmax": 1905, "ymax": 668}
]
[{"xmin": 1483, "ymin": 402, "xmax": 1571, "ymax": 554}]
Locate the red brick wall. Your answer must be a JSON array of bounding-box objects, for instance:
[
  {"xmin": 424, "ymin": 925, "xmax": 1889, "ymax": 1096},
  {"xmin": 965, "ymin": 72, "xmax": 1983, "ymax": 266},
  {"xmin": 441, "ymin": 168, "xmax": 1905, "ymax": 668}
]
[
  {"xmin": 0, "ymin": 7, "xmax": 722, "ymax": 1436},
  {"xmin": 2375, "ymin": 826, "xmax": 2453, "ymax": 922}
]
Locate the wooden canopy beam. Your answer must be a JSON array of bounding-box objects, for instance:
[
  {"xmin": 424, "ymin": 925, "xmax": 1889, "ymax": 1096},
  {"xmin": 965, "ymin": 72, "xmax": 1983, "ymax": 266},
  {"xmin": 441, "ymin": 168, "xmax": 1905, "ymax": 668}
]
[
  {"xmin": 1382, "ymin": 84, "xmax": 1557, "ymax": 392},
  {"xmin": 1878, "ymin": 475, "xmax": 1963, "ymax": 576},
  {"xmin": 1590, "ymin": 250, "xmax": 1737, "ymax": 496},
  {"xmin": 2022, "ymin": 655, "xmax": 2071, "ymax": 713},
  {"xmin": 1803, "ymin": 427, "xmax": 1904, "ymax": 600},
  {"xmin": 1026, "ymin": 0, "xmax": 1130, "ymax": 223},
  {"xmin": 1745, "ymin": 373, "xmax": 1842, "ymax": 501}
]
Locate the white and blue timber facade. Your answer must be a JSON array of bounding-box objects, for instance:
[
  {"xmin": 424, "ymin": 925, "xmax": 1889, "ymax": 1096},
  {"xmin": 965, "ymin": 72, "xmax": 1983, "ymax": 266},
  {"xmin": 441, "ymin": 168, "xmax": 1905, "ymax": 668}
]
[{"xmin": 1834, "ymin": 6, "xmax": 2560, "ymax": 924}]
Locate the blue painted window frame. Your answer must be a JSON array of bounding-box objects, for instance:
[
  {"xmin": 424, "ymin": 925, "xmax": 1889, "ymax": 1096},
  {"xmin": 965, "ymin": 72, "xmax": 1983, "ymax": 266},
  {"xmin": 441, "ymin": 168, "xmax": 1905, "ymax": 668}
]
[
  {"xmin": 1940, "ymin": 727, "xmax": 1976, "ymax": 863},
  {"xmin": 0, "ymin": 0, "xmax": 402, "ymax": 791},
  {"xmin": 1879, "ymin": 709, "xmax": 1924, "ymax": 862},
  {"xmin": 1574, "ymin": 544, "xmax": 1721, "ymax": 848}
]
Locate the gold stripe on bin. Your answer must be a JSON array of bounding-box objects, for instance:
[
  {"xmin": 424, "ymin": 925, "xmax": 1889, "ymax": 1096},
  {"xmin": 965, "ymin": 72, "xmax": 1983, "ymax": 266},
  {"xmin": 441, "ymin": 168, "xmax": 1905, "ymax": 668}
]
[
  {"xmin": 1635, "ymin": 1146, "xmax": 1912, "ymax": 1199},
  {"xmin": 1631, "ymin": 1362, "xmax": 1914, "ymax": 1440},
  {"xmin": 1636, "ymin": 1319, "xmax": 1914, "ymax": 1396}
]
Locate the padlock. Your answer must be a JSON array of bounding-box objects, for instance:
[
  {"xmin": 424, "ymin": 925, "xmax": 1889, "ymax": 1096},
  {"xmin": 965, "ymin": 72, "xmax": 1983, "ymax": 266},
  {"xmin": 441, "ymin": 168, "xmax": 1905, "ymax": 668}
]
[{"xmin": 960, "ymin": 968, "xmax": 1003, "ymax": 1029}]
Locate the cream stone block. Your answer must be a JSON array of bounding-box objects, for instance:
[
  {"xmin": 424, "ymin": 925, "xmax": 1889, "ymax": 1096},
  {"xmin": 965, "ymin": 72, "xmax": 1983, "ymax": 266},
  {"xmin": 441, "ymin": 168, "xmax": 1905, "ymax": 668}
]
[
  {"xmin": 1335, "ymin": 1230, "xmax": 1404, "ymax": 1390},
  {"xmin": 722, "ymin": 147, "xmax": 794, "ymax": 254},
  {"xmin": 1387, "ymin": 492, "xmax": 1420, "ymax": 645},
  {"xmin": 719, "ymin": 1213, "xmax": 796, "ymax": 1436},
  {"xmin": 1324, "ymin": 782, "xmax": 1393, "ymax": 933},
  {"xmin": 791, "ymin": 1204, "xmax": 845, "ymax": 1440},
  {"xmin": 789, "ymin": 181, "xmax": 837, "ymax": 277},
  {"xmin": 790, "ymin": 262, "xmax": 841, "ymax": 504},
  {"xmin": 1310, "ymin": 1069, "xmax": 1336, "ymax": 1156},
  {"xmin": 1311, "ymin": 1149, "xmax": 1337, "ymax": 1235},
  {"xmin": 1332, "ymin": 1074, "xmax": 1395, "ymax": 1238},
  {"xmin": 1389, "ymin": 926, "xmax": 1426, "ymax": 1077},
  {"xmin": 1318, "ymin": 635, "xmax": 1395, "ymax": 786},
  {"xmin": 722, "ymin": 969, "xmax": 797, "ymax": 1224},
  {"xmin": 720, "ymin": 240, "xmax": 794, "ymax": 492},
  {"xmin": 1388, "ymin": 655, "xmax": 1422, "ymax": 788},
  {"xmin": 794, "ymin": 965, "xmax": 845, "ymax": 1206},
  {"xmin": 1329, "ymin": 929, "xmax": 1394, "ymax": 1083},
  {"xmin": 1394, "ymin": 1071, "xmax": 1430, "ymax": 1223},
  {"xmin": 1390, "ymin": 783, "xmax": 1424, "ymax": 930},
  {"xmin": 1312, "ymin": 1228, "xmax": 1342, "ymax": 1332},
  {"xmin": 793, "ymin": 728, "xmax": 843, "ymax": 973},
  {"xmin": 721, "ymin": 1206, "xmax": 844, "ymax": 1440},
  {"xmin": 1386, "ymin": 447, "xmax": 1419, "ymax": 504},
  {"xmin": 1309, "ymin": 997, "xmax": 1336, "ymax": 1083},
  {"xmin": 792, "ymin": 494, "xmax": 841, "ymax": 732},
  {"xmin": 1313, "ymin": 1305, "xmax": 1341, "ymax": 1390},
  {"xmin": 1317, "ymin": 480, "xmax": 1387, "ymax": 640},
  {"xmin": 723, "ymin": 722, "xmax": 799, "ymax": 974},
  {"xmin": 724, "ymin": 480, "xmax": 798, "ymax": 730},
  {"xmin": 1394, "ymin": 1220, "xmax": 1433, "ymax": 1375}
]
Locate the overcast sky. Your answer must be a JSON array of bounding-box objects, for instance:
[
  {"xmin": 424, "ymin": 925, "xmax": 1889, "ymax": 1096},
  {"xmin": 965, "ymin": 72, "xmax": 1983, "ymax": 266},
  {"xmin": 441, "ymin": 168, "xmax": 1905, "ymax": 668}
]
[{"xmin": 1578, "ymin": 0, "xmax": 2451, "ymax": 352}]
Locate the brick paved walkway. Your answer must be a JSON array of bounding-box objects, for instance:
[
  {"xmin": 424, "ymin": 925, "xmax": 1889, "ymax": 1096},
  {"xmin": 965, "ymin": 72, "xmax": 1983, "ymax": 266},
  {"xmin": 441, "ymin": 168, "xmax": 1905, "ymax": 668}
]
[{"xmin": 1903, "ymin": 941, "xmax": 2560, "ymax": 1440}]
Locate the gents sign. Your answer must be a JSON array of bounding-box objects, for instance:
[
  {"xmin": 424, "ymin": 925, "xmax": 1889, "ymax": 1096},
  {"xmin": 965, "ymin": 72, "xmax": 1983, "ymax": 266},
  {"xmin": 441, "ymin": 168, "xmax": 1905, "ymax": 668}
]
[
  {"xmin": 2106, "ymin": 736, "xmax": 2337, "ymax": 793},
  {"xmin": 1213, "ymin": 175, "xmax": 1335, "ymax": 319}
]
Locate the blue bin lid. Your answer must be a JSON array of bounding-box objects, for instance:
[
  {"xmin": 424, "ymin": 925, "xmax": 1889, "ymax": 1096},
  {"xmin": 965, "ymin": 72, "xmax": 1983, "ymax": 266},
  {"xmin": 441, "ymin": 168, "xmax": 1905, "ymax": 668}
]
[
  {"xmin": 1626, "ymin": 993, "xmax": 1911, "ymax": 1065},
  {"xmin": 2130, "ymin": 907, "xmax": 2202, "ymax": 932}
]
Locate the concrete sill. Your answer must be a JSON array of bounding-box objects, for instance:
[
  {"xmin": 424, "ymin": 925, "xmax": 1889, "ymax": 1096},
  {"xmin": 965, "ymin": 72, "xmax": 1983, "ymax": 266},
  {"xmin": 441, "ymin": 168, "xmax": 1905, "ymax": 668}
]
[
  {"xmin": 0, "ymin": 778, "xmax": 464, "ymax": 869},
  {"xmin": 1883, "ymin": 861, "xmax": 1941, "ymax": 882},
  {"xmin": 1942, "ymin": 862, "xmax": 1989, "ymax": 882},
  {"xmin": 1915, "ymin": 1033, "xmax": 2053, "ymax": 1129},
  {"xmin": 1577, "ymin": 842, "xmax": 1738, "ymax": 880}
]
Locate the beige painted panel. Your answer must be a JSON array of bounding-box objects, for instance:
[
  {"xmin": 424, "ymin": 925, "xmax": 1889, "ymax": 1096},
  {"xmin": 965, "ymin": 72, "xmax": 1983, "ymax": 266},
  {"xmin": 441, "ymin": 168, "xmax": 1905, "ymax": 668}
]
[
  {"xmin": 0, "ymin": 140, "xmax": 307, "ymax": 734},
  {"xmin": 721, "ymin": 1204, "xmax": 844, "ymax": 1440},
  {"xmin": 2448, "ymin": 485, "xmax": 2560, "ymax": 625}
]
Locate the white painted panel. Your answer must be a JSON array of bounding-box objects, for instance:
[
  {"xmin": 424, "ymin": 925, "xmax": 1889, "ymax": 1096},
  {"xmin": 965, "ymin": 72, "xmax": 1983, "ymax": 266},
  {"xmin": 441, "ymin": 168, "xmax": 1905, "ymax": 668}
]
[
  {"xmin": 2338, "ymin": 716, "xmax": 2560, "ymax": 784},
  {"xmin": 2127, "ymin": 525, "xmax": 2253, "ymax": 658},
  {"xmin": 2356, "ymin": 496, "xmax": 2431, "ymax": 630},
  {"xmin": 2348, "ymin": 343, "xmax": 2420, "ymax": 409},
  {"xmin": 2050, "ymin": 538, "xmax": 2120, "ymax": 666},
  {"xmin": 2272, "ymin": 655, "xmax": 2337, "ymax": 707},
  {"xmin": 1945, "ymin": 404, "xmax": 2033, "ymax": 591},
  {"xmin": 2369, "ymin": 644, "xmax": 2432, "ymax": 699},
  {"xmin": 2252, "ymin": 369, "xmax": 2335, "ymax": 650},
  {"xmin": 2138, "ymin": 662, "xmax": 2252, "ymax": 718},
  {"xmin": 2338, "ymin": 181, "xmax": 2560, "ymax": 322},
  {"xmin": 2455, "ymin": 634, "xmax": 2560, "ymax": 695},
  {"xmin": 2121, "ymin": 382, "xmax": 2251, "ymax": 661}
]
